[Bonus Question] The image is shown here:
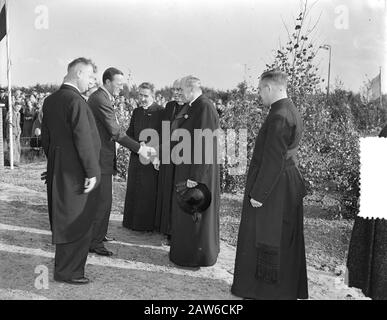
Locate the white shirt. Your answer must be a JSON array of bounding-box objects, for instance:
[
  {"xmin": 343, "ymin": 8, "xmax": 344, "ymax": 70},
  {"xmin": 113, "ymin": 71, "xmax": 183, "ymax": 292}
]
[
  {"xmin": 189, "ymin": 93, "xmax": 202, "ymax": 106},
  {"xmin": 63, "ymin": 82, "xmax": 80, "ymax": 93}
]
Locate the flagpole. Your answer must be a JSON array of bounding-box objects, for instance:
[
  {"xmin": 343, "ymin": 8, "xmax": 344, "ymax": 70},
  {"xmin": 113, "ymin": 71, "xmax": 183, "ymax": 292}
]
[{"xmin": 5, "ymin": 0, "xmax": 12, "ymax": 169}]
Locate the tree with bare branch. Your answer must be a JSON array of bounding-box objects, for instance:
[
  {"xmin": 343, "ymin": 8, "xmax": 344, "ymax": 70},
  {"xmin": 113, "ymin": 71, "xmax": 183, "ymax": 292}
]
[{"xmin": 266, "ymin": 0, "xmax": 323, "ymax": 106}]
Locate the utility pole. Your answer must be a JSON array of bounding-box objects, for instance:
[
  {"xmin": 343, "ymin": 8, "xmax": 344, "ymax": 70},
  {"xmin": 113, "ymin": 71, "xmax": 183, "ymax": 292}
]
[
  {"xmin": 320, "ymin": 44, "xmax": 332, "ymax": 100},
  {"xmin": 379, "ymin": 66, "xmax": 382, "ymax": 109}
]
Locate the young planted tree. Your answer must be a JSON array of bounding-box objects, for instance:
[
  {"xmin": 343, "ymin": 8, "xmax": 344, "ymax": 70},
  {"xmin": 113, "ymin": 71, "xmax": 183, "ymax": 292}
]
[
  {"xmin": 265, "ymin": 0, "xmax": 323, "ymax": 107},
  {"xmin": 264, "ymin": 1, "xmax": 361, "ymax": 218}
]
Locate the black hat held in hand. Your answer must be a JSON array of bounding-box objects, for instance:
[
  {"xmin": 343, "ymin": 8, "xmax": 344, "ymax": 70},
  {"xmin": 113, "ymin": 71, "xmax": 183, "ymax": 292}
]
[{"xmin": 175, "ymin": 181, "xmax": 212, "ymax": 222}]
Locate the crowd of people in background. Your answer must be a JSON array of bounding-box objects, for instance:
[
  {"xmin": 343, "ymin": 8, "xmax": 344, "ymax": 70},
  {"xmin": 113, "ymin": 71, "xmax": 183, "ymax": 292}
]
[
  {"xmin": 1, "ymin": 88, "xmax": 50, "ymax": 166},
  {"xmin": 0, "ymin": 85, "xmax": 226, "ymax": 167}
]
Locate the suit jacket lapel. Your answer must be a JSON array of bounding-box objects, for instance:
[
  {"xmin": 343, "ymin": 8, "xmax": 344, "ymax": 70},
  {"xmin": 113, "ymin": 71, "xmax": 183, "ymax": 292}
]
[
  {"xmin": 97, "ymin": 88, "xmax": 120, "ymax": 126},
  {"xmin": 98, "ymin": 87, "xmax": 113, "ymax": 106}
]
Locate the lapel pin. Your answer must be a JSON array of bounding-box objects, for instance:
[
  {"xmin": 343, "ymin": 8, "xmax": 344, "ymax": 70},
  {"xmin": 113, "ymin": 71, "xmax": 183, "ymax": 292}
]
[{"xmin": 184, "ymin": 114, "xmax": 189, "ymax": 119}]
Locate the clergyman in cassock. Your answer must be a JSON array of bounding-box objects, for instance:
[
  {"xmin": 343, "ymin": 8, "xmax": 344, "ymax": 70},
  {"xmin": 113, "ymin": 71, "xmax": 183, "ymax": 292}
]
[
  {"xmin": 154, "ymin": 78, "xmax": 186, "ymax": 242},
  {"xmin": 41, "ymin": 57, "xmax": 101, "ymax": 285},
  {"xmin": 231, "ymin": 70, "xmax": 308, "ymax": 300},
  {"xmin": 87, "ymin": 68, "xmax": 156, "ymax": 256},
  {"xmin": 169, "ymin": 75, "xmax": 220, "ymax": 268},
  {"xmin": 122, "ymin": 82, "xmax": 162, "ymax": 231}
]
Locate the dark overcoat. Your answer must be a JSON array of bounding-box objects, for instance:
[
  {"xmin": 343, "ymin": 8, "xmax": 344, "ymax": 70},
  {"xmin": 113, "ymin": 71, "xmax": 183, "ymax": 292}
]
[
  {"xmin": 122, "ymin": 103, "xmax": 163, "ymax": 231},
  {"xmin": 231, "ymin": 97, "xmax": 308, "ymax": 300},
  {"xmin": 41, "ymin": 84, "xmax": 101, "ymax": 244},
  {"xmin": 169, "ymin": 94, "xmax": 220, "ymax": 267},
  {"xmin": 154, "ymin": 101, "xmax": 182, "ymax": 235}
]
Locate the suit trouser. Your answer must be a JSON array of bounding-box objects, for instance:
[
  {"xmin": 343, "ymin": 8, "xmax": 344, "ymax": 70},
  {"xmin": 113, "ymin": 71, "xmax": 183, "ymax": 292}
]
[
  {"xmin": 54, "ymin": 226, "xmax": 93, "ymax": 281},
  {"xmin": 90, "ymin": 173, "xmax": 112, "ymax": 250}
]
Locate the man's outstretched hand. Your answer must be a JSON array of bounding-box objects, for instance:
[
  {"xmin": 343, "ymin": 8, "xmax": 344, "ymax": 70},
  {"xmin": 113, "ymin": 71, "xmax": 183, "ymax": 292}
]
[{"xmin": 138, "ymin": 143, "xmax": 157, "ymax": 160}]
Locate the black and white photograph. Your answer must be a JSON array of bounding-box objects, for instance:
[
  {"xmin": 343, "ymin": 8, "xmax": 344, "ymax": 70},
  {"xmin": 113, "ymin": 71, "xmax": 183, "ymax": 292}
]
[{"xmin": 0, "ymin": 0, "xmax": 386, "ymax": 304}]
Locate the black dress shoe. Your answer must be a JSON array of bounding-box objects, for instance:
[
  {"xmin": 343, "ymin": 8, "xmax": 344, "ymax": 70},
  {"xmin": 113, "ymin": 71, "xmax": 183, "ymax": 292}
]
[
  {"xmin": 103, "ymin": 235, "xmax": 115, "ymax": 242},
  {"xmin": 55, "ymin": 277, "xmax": 90, "ymax": 285},
  {"xmin": 89, "ymin": 247, "xmax": 113, "ymax": 256},
  {"xmin": 161, "ymin": 235, "xmax": 171, "ymax": 246},
  {"xmin": 161, "ymin": 239, "xmax": 171, "ymax": 246},
  {"xmin": 170, "ymin": 260, "xmax": 200, "ymax": 271}
]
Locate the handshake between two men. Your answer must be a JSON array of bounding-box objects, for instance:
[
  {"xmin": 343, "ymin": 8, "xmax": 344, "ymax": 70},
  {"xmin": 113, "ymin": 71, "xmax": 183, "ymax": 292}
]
[
  {"xmin": 41, "ymin": 142, "xmax": 160, "ymax": 195},
  {"xmin": 137, "ymin": 142, "xmax": 197, "ymax": 188},
  {"xmin": 138, "ymin": 142, "xmax": 160, "ymax": 171},
  {"xmin": 78, "ymin": 142, "xmax": 159, "ymax": 195}
]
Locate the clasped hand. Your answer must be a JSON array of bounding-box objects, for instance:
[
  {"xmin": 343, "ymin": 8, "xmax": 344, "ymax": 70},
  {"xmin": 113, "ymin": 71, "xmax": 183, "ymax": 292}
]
[
  {"xmin": 250, "ymin": 198, "xmax": 263, "ymax": 208},
  {"xmin": 138, "ymin": 142, "xmax": 157, "ymax": 160},
  {"xmin": 138, "ymin": 142, "xmax": 160, "ymax": 170},
  {"xmin": 84, "ymin": 177, "xmax": 97, "ymax": 193},
  {"xmin": 42, "ymin": 171, "xmax": 97, "ymax": 194},
  {"xmin": 187, "ymin": 179, "xmax": 198, "ymax": 188}
]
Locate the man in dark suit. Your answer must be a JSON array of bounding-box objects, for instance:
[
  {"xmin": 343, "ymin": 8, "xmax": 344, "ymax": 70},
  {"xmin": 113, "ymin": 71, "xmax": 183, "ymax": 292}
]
[
  {"xmin": 41, "ymin": 57, "xmax": 101, "ymax": 285},
  {"xmin": 231, "ymin": 70, "xmax": 308, "ymax": 299},
  {"xmin": 168, "ymin": 75, "xmax": 221, "ymax": 267},
  {"xmin": 88, "ymin": 67, "xmax": 156, "ymax": 256}
]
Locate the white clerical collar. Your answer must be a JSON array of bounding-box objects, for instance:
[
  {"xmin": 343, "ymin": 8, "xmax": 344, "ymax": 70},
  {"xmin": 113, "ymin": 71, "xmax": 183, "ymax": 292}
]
[
  {"xmin": 189, "ymin": 94, "xmax": 201, "ymax": 106},
  {"xmin": 100, "ymin": 85, "xmax": 114, "ymax": 102},
  {"xmin": 142, "ymin": 103, "xmax": 153, "ymax": 110},
  {"xmin": 63, "ymin": 82, "xmax": 80, "ymax": 93}
]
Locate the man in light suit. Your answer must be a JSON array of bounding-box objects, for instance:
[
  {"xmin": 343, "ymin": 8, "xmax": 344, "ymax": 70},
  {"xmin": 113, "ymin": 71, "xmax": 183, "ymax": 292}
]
[{"xmin": 88, "ymin": 67, "xmax": 156, "ymax": 256}]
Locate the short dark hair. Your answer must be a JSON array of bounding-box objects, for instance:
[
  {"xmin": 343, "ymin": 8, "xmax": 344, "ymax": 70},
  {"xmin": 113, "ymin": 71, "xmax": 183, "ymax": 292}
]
[
  {"xmin": 260, "ymin": 70, "xmax": 287, "ymax": 87},
  {"xmin": 67, "ymin": 57, "xmax": 97, "ymax": 73},
  {"xmin": 103, "ymin": 67, "xmax": 124, "ymax": 84},
  {"xmin": 138, "ymin": 82, "xmax": 155, "ymax": 94}
]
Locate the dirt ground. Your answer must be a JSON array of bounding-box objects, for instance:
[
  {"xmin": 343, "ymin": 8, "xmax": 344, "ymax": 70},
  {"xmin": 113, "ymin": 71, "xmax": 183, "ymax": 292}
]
[{"xmin": 0, "ymin": 162, "xmax": 368, "ymax": 300}]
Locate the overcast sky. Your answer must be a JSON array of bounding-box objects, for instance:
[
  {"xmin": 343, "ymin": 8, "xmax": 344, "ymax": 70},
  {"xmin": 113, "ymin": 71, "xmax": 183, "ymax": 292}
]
[{"xmin": 0, "ymin": 0, "xmax": 385, "ymax": 93}]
